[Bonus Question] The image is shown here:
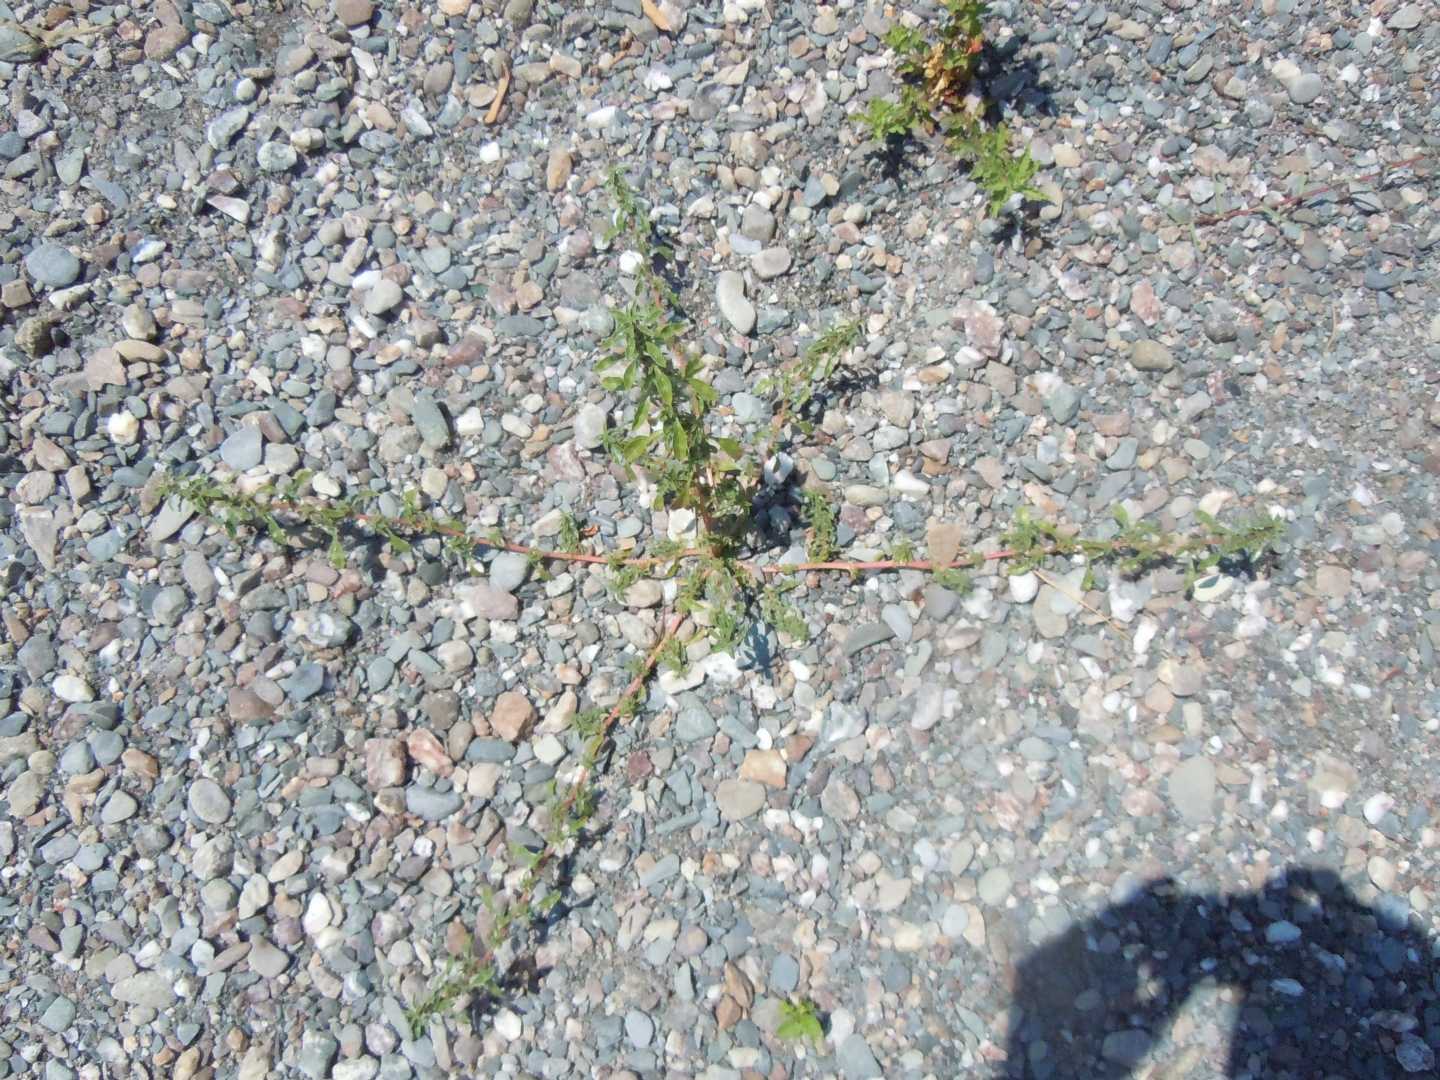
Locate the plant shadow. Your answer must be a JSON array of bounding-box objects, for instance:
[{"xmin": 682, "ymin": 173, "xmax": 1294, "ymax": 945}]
[{"xmin": 998, "ymin": 865, "xmax": 1439, "ymax": 1078}]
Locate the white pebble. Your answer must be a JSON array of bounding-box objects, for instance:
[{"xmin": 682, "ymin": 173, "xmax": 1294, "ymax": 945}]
[
  {"xmin": 107, "ymin": 411, "xmax": 140, "ymax": 445},
  {"xmin": 1364, "ymin": 793, "xmax": 1395, "ymax": 825}
]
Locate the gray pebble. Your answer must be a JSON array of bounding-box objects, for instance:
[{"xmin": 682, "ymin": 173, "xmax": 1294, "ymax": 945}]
[
  {"xmin": 220, "ymin": 426, "xmax": 263, "ymax": 471},
  {"xmin": 1287, "ymin": 73, "xmax": 1325, "ymax": 105},
  {"xmin": 24, "ymin": 245, "xmax": 81, "ymax": 288},
  {"xmin": 406, "ymin": 786, "xmax": 463, "ymax": 821},
  {"xmin": 488, "ymin": 551, "xmax": 530, "ymax": 593},
  {"xmin": 411, "ymin": 396, "xmax": 451, "ymax": 449},
  {"xmin": 837, "ymin": 1033, "xmax": 882, "ymax": 1079},
  {"xmin": 188, "ymin": 779, "xmax": 232, "ymax": 824}
]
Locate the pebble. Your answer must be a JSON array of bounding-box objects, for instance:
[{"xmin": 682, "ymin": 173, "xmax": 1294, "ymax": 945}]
[
  {"xmin": 24, "ymin": 245, "xmax": 81, "ymax": 288},
  {"xmin": 752, "ymin": 247, "xmax": 792, "ymax": 279},
  {"xmin": 489, "ymin": 551, "xmax": 530, "ymax": 593},
  {"xmin": 1286, "ymin": 73, "xmax": 1325, "ymax": 105},
  {"xmin": 2, "ymin": 2, "xmax": 1434, "ymax": 1074},
  {"xmin": 1129, "ymin": 339, "xmax": 1176, "ymax": 372},
  {"xmin": 716, "ymin": 779, "xmax": 766, "ymax": 820},
  {"xmin": 188, "ymin": 779, "xmax": 232, "ymax": 824},
  {"xmin": 715, "ymin": 270, "xmax": 756, "ymax": 334},
  {"xmin": 977, "ymin": 867, "xmax": 1012, "ymax": 906},
  {"xmin": 221, "ymin": 426, "xmax": 263, "ymax": 471},
  {"xmin": 1168, "ymin": 757, "xmax": 1215, "ymax": 822},
  {"xmin": 364, "ymin": 279, "xmax": 404, "ymax": 315}
]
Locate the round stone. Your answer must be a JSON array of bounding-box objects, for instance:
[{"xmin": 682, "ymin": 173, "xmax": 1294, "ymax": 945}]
[
  {"xmin": 24, "ymin": 245, "xmax": 81, "ymax": 288},
  {"xmin": 1286, "ymin": 73, "xmax": 1324, "ymax": 105},
  {"xmin": 188, "ymin": 779, "xmax": 233, "ymax": 824}
]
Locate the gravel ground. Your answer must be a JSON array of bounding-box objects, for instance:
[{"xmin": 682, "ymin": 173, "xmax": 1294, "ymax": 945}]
[{"xmin": 2, "ymin": 0, "xmax": 1439, "ymax": 1078}]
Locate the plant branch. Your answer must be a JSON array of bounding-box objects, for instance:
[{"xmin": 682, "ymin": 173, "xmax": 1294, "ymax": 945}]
[{"xmin": 1195, "ymin": 153, "xmax": 1429, "ymax": 227}]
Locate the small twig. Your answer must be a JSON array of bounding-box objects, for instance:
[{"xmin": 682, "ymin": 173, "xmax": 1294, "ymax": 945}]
[
  {"xmin": 485, "ymin": 65, "xmax": 510, "ymax": 125},
  {"xmin": 1195, "ymin": 153, "xmax": 1429, "ymax": 227},
  {"xmin": 472, "ymin": 608, "xmax": 685, "ymax": 950},
  {"xmin": 205, "ymin": 491, "xmax": 1257, "ymax": 580},
  {"xmin": 1032, "ymin": 567, "xmax": 1129, "ymax": 638},
  {"xmin": 640, "ymin": 0, "xmax": 672, "ymax": 32}
]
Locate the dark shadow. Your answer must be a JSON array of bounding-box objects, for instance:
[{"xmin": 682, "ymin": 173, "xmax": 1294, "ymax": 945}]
[{"xmin": 999, "ymin": 866, "xmax": 1439, "ymax": 1078}]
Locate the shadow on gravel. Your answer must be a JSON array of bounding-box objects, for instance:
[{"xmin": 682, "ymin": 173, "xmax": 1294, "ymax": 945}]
[{"xmin": 999, "ymin": 866, "xmax": 1439, "ymax": 1078}]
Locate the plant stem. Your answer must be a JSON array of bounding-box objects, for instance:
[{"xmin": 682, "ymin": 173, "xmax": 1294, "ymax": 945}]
[{"xmin": 1195, "ymin": 153, "xmax": 1428, "ymax": 227}]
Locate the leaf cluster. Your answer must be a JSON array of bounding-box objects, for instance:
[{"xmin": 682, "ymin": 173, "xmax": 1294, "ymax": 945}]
[{"xmin": 859, "ymin": 1, "xmax": 1045, "ymax": 217}]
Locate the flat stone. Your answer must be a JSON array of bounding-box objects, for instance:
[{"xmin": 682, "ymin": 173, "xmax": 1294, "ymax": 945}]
[
  {"xmin": 206, "ymin": 106, "xmax": 250, "ymax": 150},
  {"xmin": 228, "ymin": 687, "xmax": 275, "ymax": 722},
  {"xmin": 1388, "ymin": 2, "xmax": 1422, "ymax": 28},
  {"xmin": 221, "ymin": 425, "xmax": 263, "ymax": 471},
  {"xmin": 7, "ymin": 771, "xmax": 43, "ymax": 816},
  {"xmin": 1129, "ymin": 339, "xmax": 1176, "ymax": 372},
  {"xmin": 365, "ymin": 738, "xmax": 406, "ymax": 789},
  {"xmin": 739, "ymin": 748, "xmax": 786, "ymax": 788},
  {"xmin": 843, "ymin": 622, "xmax": 894, "ymax": 656},
  {"xmin": 101, "ymin": 791, "xmax": 139, "ymax": 824},
  {"xmin": 625, "ymin": 1009, "xmax": 655, "ymax": 1049},
  {"xmin": 1047, "ymin": 382, "xmax": 1081, "ymax": 424},
  {"xmin": 456, "ymin": 581, "xmax": 519, "ymax": 620},
  {"xmin": 489, "ymin": 551, "xmax": 530, "ymax": 593},
  {"xmin": 573, "ymin": 403, "xmax": 607, "ymax": 449},
  {"xmin": 333, "ymin": 0, "xmax": 374, "ymax": 25},
  {"xmin": 716, "ymin": 270, "xmax": 755, "ymax": 335},
  {"xmin": 52, "ymin": 674, "xmax": 94, "ymax": 703},
  {"xmin": 257, "ymin": 141, "xmax": 298, "ymax": 172},
  {"xmin": 837, "ymin": 1033, "xmax": 882, "ymax": 1080},
  {"xmin": 144, "ymin": 23, "xmax": 190, "ymax": 59},
  {"xmin": 977, "ymin": 867, "xmax": 1012, "ymax": 906},
  {"xmin": 24, "ymin": 245, "xmax": 81, "ymax": 288},
  {"xmin": 674, "ymin": 697, "xmax": 716, "ymax": 742},
  {"xmin": 249, "ymin": 938, "xmax": 291, "ymax": 977},
  {"xmin": 112, "ymin": 971, "xmax": 176, "ymax": 1008},
  {"xmin": 752, "ymin": 247, "xmax": 792, "ymax": 279},
  {"xmin": 1168, "ymin": 757, "xmax": 1215, "ymax": 822},
  {"xmin": 716, "ymin": 778, "xmax": 766, "ymax": 820},
  {"xmin": 1315, "ymin": 564, "xmax": 1351, "ymax": 600},
  {"xmin": 296, "ymin": 1033, "xmax": 338, "ymax": 1080},
  {"xmin": 546, "ymin": 146, "xmax": 572, "ymax": 190},
  {"xmin": 411, "ymin": 395, "xmax": 450, "ymax": 448},
  {"xmin": 405, "ymin": 785, "xmax": 463, "ymax": 821},
  {"xmin": 1102, "ymin": 1029, "xmax": 1152, "ymax": 1066},
  {"xmin": 1286, "ymin": 73, "xmax": 1324, "ymax": 105},
  {"xmin": 40, "ymin": 994, "xmax": 77, "ymax": 1032},
  {"xmin": 188, "ymin": 779, "xmax": 232, "ymax": 824},
  {"xmin": 821, "ymin": 774, "xmax": 861, "ymax": 821}
]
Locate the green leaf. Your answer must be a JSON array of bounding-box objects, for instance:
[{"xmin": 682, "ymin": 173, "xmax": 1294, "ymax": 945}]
[{"xmin": 621, "ymin": 434, "xmax": 651, "ymax": 463}]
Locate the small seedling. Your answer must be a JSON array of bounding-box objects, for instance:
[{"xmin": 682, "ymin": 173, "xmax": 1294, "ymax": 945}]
[{"xmin": 776, "ymin": 997, "xmax": 825, "ymax": 1046}]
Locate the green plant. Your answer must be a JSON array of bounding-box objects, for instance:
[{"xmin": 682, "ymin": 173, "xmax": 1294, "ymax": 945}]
[
  {"xmin": 404, "ymin": 937, "xmax": 499, "ymax": 1037},
  {"xmin": 776, "ymin": 997, "xmax": 825, "ymax": 1045},
  {"xmin": 161, "ymin": 172, "xmax": 1289, "ymax": 1042},
  {"xmin": 859, "ymin": 1, "xmax": 1045, "ymax": 217},
  {"xmin": 948, "ymin": 117, "xmax": 1044, "ymax": 216},
  {"xmin": 800, "ymin": 489, "xmax": 839, "ymax": 562}
]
